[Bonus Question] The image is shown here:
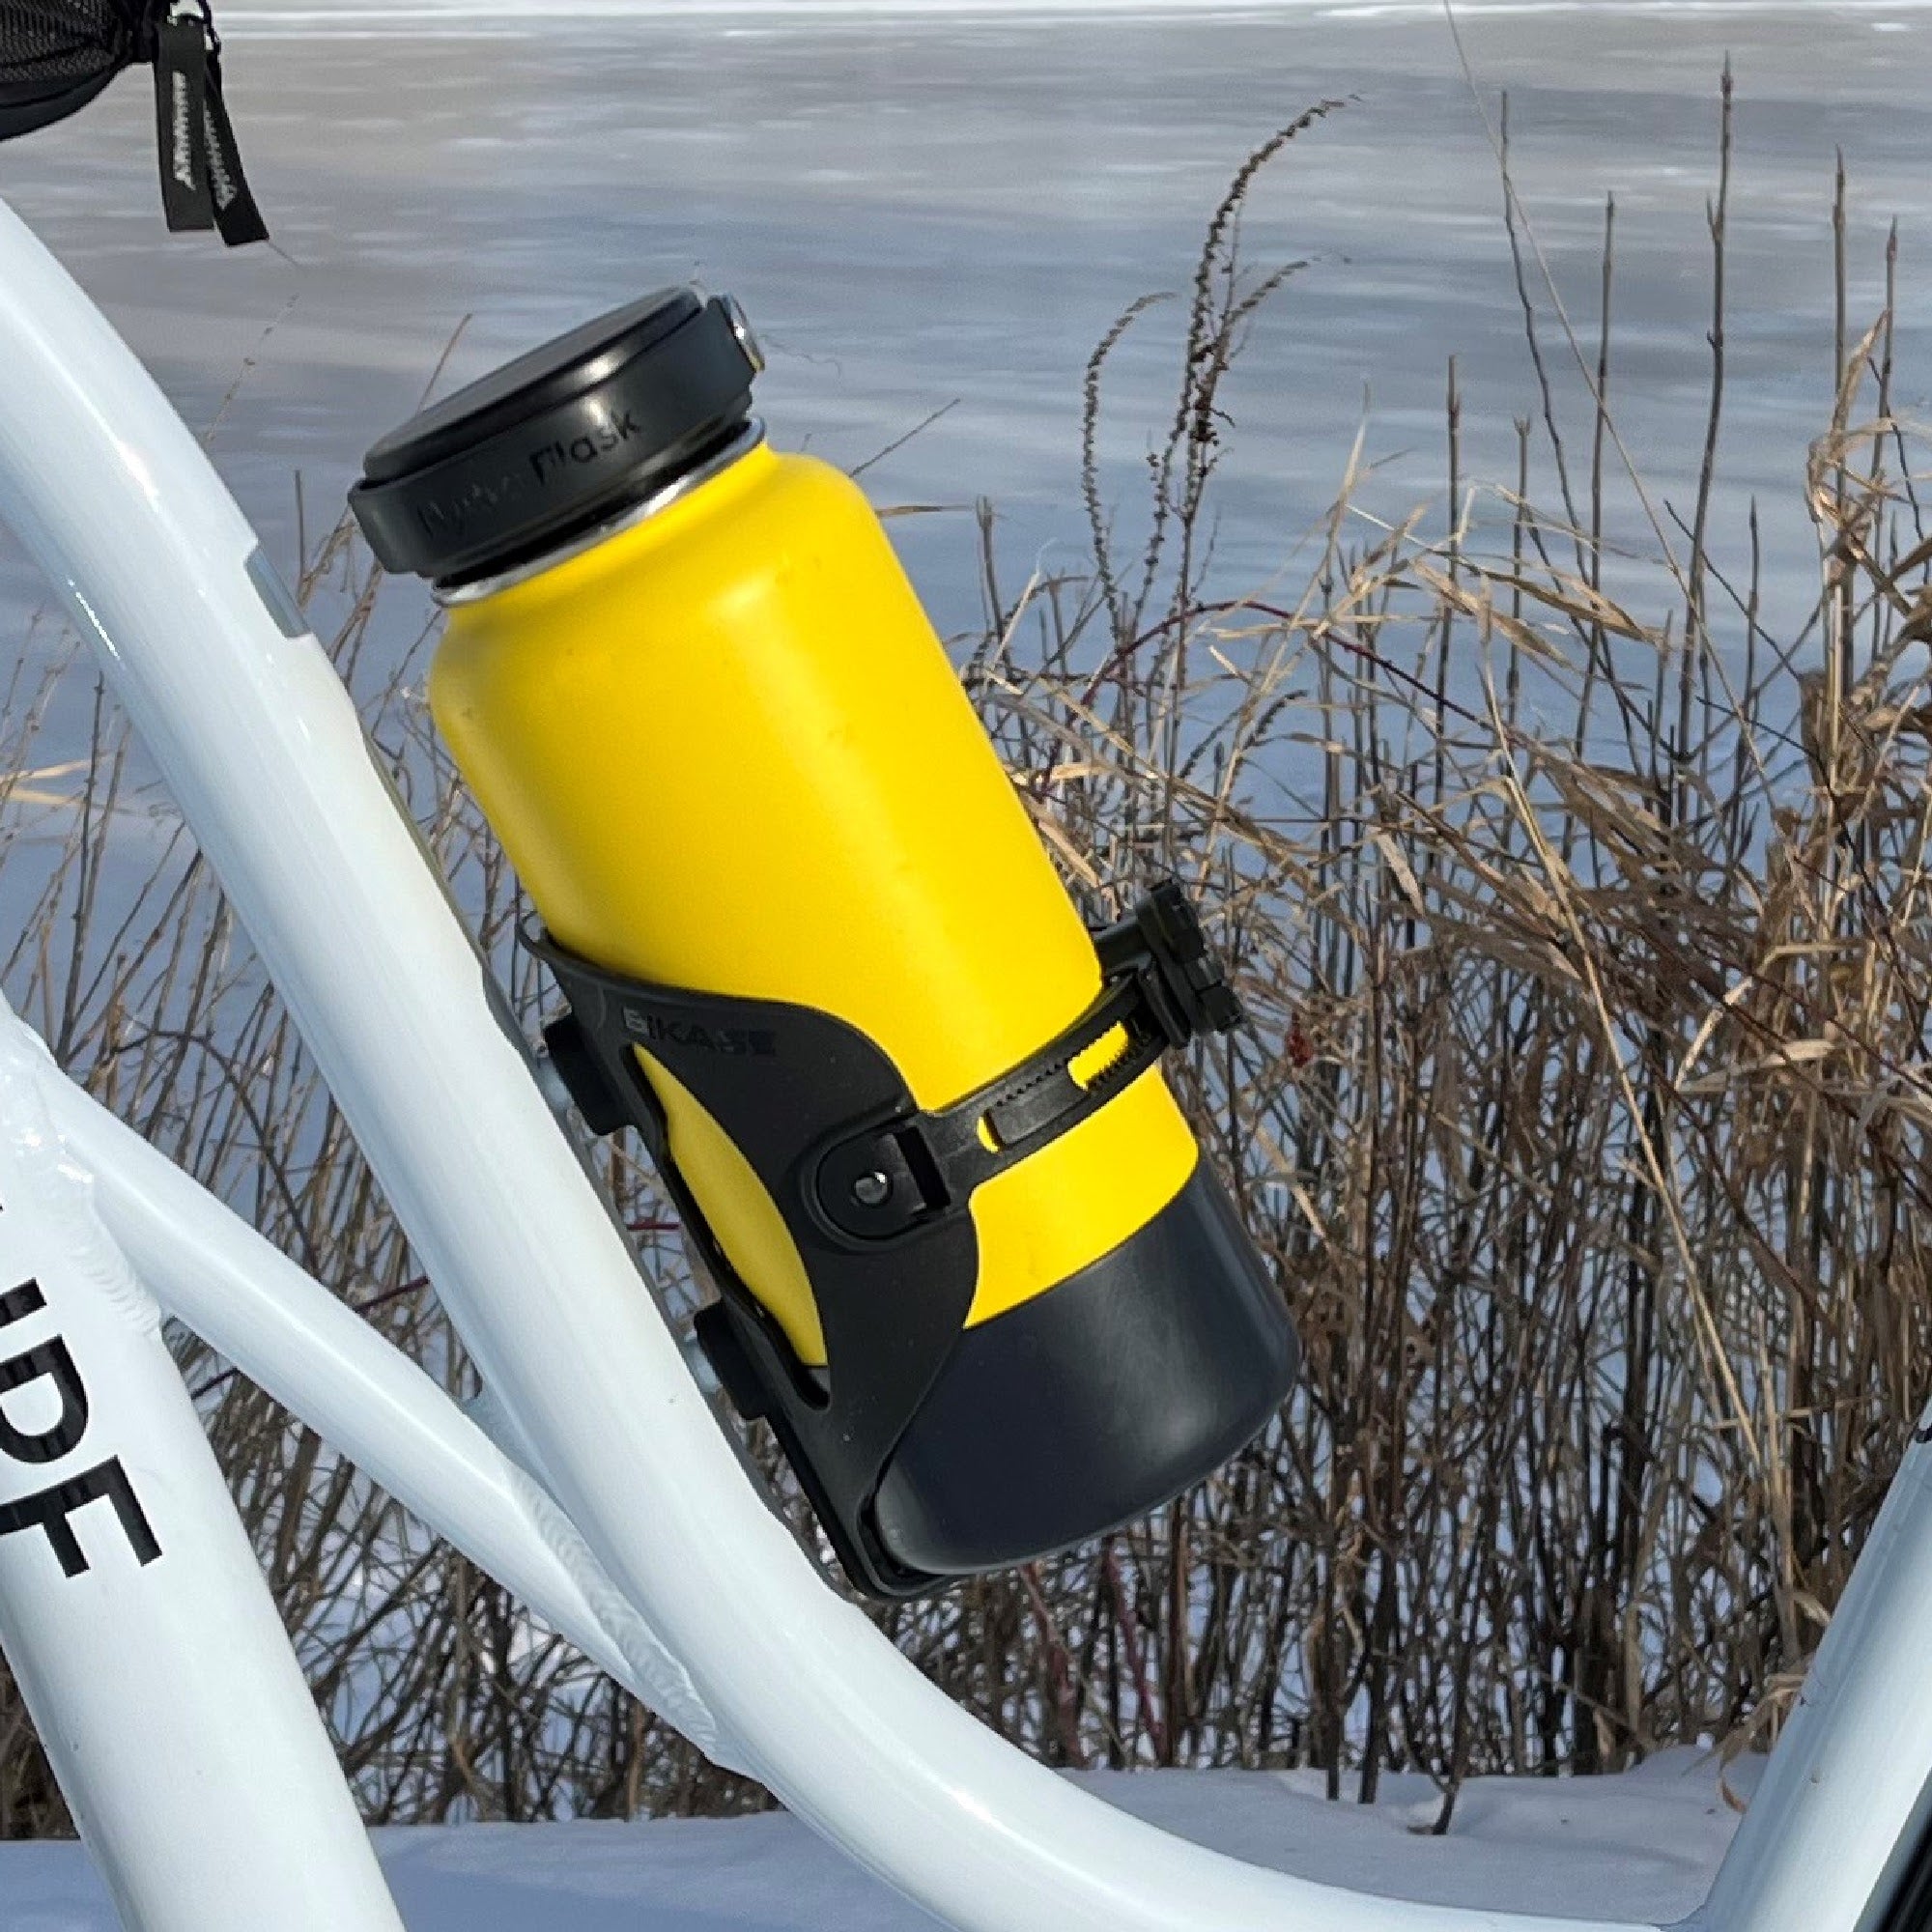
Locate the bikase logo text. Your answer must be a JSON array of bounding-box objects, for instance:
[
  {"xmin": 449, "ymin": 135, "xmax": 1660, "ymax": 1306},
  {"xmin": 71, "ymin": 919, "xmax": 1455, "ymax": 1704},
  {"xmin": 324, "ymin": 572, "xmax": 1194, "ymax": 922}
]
[
  {"xmin": 625, "ymin": 1009, "xmax": 778, "ymax": 1059},
  {"xmin": 0, "ymin": 1273, "xmax": 160, "ymax": 1577}
]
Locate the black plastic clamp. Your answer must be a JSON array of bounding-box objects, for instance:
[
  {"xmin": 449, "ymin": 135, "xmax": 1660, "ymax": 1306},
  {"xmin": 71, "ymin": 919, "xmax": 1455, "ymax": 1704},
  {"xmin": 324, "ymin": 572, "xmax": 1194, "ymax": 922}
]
[
  {"xmin": 810, "ymin": 881, "xmax": 1244, "ymax": 1245},
  {"xmin": 524, "ymin": 878, "xmax": 1241, "ymax": 1597}
]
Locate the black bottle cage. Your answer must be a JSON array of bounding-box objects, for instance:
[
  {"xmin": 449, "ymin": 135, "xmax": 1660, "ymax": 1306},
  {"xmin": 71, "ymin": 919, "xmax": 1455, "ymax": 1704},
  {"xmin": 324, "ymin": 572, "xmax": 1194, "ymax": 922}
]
[{"xmin": 526, "ymin": 880, "xmax": 1243, "ymax": 1598}]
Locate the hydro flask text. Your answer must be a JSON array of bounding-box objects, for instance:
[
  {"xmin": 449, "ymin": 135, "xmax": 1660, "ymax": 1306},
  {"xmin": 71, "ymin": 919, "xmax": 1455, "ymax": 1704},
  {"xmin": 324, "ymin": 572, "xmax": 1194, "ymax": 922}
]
[
  {"xmin": 529, "ymin": 411, "xmax": 643, "ymax": 485},
  {"xmin": 412, "ymin": 409, "xmax": 646, "ymax": 547}
]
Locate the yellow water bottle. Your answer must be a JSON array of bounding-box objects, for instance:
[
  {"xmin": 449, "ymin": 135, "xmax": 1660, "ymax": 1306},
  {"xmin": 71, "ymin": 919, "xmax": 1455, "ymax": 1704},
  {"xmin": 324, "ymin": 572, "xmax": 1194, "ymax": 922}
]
[{"xmin": 351, "ymin": 290, "xmax": 1297, "ymax": 1597}]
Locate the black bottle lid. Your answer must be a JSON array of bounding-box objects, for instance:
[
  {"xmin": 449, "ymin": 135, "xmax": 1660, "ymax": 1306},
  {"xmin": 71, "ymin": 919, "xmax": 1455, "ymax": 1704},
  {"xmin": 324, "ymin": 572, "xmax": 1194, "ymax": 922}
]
[{"xmin": 350, "ymin": 288, "xmax": 763, "ymax": 588}]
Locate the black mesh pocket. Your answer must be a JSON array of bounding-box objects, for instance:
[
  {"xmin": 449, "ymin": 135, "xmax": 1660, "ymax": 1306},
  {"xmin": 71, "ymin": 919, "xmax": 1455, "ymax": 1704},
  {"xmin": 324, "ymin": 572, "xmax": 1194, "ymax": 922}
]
[
  {"xmin": 0, "ymin": 0, "xmax": 144, "ymax": 140},
  {"xmin": 0, "ymin": 0, "xmax": 267, "ymax": 245}
]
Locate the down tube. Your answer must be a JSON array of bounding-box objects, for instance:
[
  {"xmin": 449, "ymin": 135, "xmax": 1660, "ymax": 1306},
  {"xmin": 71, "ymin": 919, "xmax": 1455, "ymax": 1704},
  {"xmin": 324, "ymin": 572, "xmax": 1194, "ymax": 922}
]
[
  {"xmin": 8, "ymin": 1004, "xmax": 744, "ymax": 1776},
  {"xmin": 0, "ymin": 194, "xmax": 1657, "ymax": 1932}
]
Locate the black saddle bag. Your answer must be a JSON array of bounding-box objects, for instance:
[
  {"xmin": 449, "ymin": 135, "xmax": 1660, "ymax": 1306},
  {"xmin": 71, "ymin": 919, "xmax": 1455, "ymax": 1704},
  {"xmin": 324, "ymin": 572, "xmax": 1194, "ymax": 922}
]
[{"xmin": 0, "ymin": 0, "xmax": 267, "ymax": 243}]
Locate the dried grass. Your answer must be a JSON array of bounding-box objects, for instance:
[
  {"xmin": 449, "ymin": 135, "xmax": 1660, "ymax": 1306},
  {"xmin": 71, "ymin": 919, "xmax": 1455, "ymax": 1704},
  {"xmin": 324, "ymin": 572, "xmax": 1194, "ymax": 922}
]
[{"xmin": 4, "ymin": 80, "xmax": 1929, "ymax": 1830}]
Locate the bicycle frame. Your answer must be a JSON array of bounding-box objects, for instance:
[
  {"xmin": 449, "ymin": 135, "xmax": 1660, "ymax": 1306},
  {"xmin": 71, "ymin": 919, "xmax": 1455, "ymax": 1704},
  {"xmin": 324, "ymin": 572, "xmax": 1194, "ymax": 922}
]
[{"xmin": 0, "ymin": 188, "xmax": 1922, "ymax": 1932}]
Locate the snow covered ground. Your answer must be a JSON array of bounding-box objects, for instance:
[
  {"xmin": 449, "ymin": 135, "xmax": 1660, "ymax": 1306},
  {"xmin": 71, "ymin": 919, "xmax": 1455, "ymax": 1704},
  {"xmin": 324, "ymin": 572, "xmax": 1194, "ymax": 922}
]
[{"xmin": 0, "ymin": 1750, "xmax": 1756, "ymax": 1928}]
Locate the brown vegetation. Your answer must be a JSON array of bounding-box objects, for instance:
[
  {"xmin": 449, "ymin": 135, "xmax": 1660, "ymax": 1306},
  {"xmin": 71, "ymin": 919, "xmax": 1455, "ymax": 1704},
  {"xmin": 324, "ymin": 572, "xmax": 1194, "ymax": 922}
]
[{"xmin": 5, "ymin": 80, "xmax": 1931, "ymax": 1833}]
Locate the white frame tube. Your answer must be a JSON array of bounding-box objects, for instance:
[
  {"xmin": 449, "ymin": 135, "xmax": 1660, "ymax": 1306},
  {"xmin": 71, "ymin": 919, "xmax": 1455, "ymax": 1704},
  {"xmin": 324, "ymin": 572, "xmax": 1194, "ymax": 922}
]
[
  {"xmin": 0, "ymin": 1010, "xmax": 405, "ymax": 1929},
  {"xmin": 1691, "ymin": 1417, "xmax": 1932, "ymax": 1932},
  {"xmin": 19, "ymin": 1011, "xmax": 740, "ymax": 1772},
  {"xmin": 0, "ymin": 185, "xmax": 1638, "ymax": 1932},
  {"xmin": 0, "ymin": 186, "xmax": 1926, "ymax": 1932}
]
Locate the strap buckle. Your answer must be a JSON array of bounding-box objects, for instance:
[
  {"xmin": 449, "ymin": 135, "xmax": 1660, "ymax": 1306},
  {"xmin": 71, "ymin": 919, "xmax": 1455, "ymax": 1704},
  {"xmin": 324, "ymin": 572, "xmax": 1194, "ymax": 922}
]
[{"xmin": 812, "ymin": 881, "xmax": 1243, "ymax": 1243}]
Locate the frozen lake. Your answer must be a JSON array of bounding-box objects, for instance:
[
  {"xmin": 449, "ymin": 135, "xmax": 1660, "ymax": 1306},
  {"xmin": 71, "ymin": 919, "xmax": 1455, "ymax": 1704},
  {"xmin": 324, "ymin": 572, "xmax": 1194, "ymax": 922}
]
[{"xmin": 0, "ymin": 1, "xmax": 1926, "ymax": 720}]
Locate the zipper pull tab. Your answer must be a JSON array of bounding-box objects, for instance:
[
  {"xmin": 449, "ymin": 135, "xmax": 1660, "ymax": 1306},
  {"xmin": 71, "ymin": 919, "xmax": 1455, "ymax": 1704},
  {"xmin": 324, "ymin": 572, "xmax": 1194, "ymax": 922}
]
[
  {"xmin": 202, "ymin": 41, "xmax": 270, "ymax": 246},
  {"xmin": 152, "ymin": 11, "xmax": 215, "ymax": 232},
  {"xmin": 151, "ymin": 6, "xmax": 270, "ymax": 245}
]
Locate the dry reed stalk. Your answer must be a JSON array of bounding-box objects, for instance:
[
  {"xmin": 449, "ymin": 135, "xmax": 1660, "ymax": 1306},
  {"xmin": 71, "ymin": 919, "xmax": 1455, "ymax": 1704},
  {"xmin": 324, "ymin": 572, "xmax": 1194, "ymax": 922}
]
[{"xmin": 2, "ymin": 79, "xmax": 1927, "ymax": 1830}]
